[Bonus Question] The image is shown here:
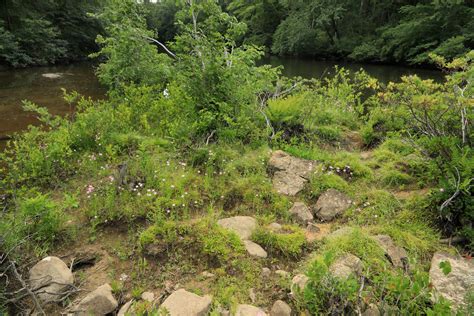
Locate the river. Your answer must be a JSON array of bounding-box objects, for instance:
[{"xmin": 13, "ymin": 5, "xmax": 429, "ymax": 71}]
[{"xmin": 0, "ymin": 59, "xmax": 443, "ymax": 149}]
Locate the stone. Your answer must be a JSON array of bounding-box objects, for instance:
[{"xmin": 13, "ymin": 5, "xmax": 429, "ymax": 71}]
[
  {"xmin": 141, "ymin": 291, "xmax": 155, "ymax": 302},
  {"xmin": 117, "ymin": 300, "xmax": 134, "ymax": 316},
  {"xmin": 329, "ymin": 253, "xmax": 363, "ymax": 280},
  {"xmin": 261, "ymin": 267, "xmax": 271, "ymax": 277},
  {"xmin": 306, "ymin": 223, "xmax": 320, "ymax": 233},
  {"xmin": 314, "ymin": 189, "xmax": 352, "ymax": 221},
  {"xmin": 201, "ymin": 271, "xmax": 215, "ymax": 278},
  {"xmin": 29, "ymin": 256, "xmax": 74, "ymax": 303},
  {"xmin": 372, "ymin": 235, "xmax": 408, "ymax": 270},
  {"xmin": 235, "ymin": 304, "xmax": 268, "ymax": 316},
  {"xmin": 291, "ymin": 274, "xmax": 309, "ymax": 296},
  {"xmin": 71, "ymin": 283, "xmax": 118, "ymax": 315},
  {"xmin": 268, "ymin": 222, "xmax": 282, "ymax": 232},
  {"xmin": 244, "ymin": 240, "xmax": 268, "ymax": 258},
  {"xmin": 270, "ymin": 300, "xmax": 291, "ymax": 316},
  {"xmin": 269, "ymin": 150, "xmax": 317, "ymax": 196},
  {"xmin": 249, "ymin": 288, "xmax": 256, "ymax": 303},
  {"xmin": 217, "ymin": 216, "xmax": 257, "ymax": 240},
  {"xmin": 289, "ymin": 202, "xmax": 314, "ymax": 224},
  {"xmin": 161, "ymin": 289, "xmax": 212, "ymax": 316},
  {"xmin": 362, "ymin": 304, "xmax": 380, "ymax": 316},
  {"xmin": 429, "ymin": 252, "xmax": 474, "ymax": 309},
  {"xmin": 275, "ymin": 270, "xmax": 290, "ymax": 278}
]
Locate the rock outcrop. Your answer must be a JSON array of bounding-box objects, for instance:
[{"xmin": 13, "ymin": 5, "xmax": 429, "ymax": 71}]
[
  {"xmin": 289, "ymin": 202, "xmax": 314, "ymax": 224},
  {"xmin": 429, "ymin": 252, "xmax": 474, "ymax": 309},
  {"xmin": 314, "ymin": 189, "xmax": 352, "ymax": 221},
  {"xmin": 29, "ymin": 256, "xmax": 74, "ymax": 303},
  {"xmin": 217, "ymin": 216, "xmax": 257, "ymax": 240},
  {"xmin": 70, "ymin": 283, "xmax": 118, "ymax": 315},
  {"xmin": 372, "ymin": 235, "xmax": 408, "ymax": 270},
  {"xmin": 329, "ymin": 253, "xmax": 363, "ymax": 280},
  {"xmin": 236, "ymin": 304, "xmax": 268, "ymax": 316},
  {"xmin": 270, "ymin": 300, "xmax": 291, "ymax": 316},
  {"xmin": 161, "ymin": 289, "xmax": 212, "ymax": 316},
  {"xmin": 269, "ymin": 150, "xmax": 317, "ymax": 196}
]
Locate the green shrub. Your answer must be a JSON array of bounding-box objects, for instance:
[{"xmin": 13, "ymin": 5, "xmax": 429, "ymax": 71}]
[{"xmin": 252, "ymin": 225, "xmax": 306, "ymax": 257}]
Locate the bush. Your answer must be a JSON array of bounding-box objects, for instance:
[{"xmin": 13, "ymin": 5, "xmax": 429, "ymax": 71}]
[{"xmin": 252, "ymin": 225, "xmax": 306, "ymax": 257}]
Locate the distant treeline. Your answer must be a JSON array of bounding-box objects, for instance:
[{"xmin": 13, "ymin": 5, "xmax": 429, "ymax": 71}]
[{"xmin": 1, "ymin": 0, "xmax": 473, "ymax": 67}]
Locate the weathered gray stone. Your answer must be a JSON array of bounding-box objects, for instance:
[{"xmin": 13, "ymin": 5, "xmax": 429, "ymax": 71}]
[
  {"xmin": 117, "ymin": 300, "xmax": 134, "ymax": 316},
  {"xmin": 269, "ymin": 150, "xmax": 317, "ymax": 196},
  {"xmin": 161, "ymin": 289, "xmax": 212, "ymax": 316},
  {"xmin": 71, "ymin": 283, "xmax": 118, "ymax": 315},
  {"xmin": 268, "ymin": 222, "xmax": 283, "ymax": 232},
  {"xmin": 270, "ymin": 300, "xmax": 291, "ymax": 316},
  {"xmin": 29, "ymin": 256, "xmax": 74, "ymax": 303},
  {"xmin": 429, "ymin": 252, "xmax": 474, "ymax": 309},
  {"xmin": 329, "ymin": 253, "xmax": 363, "ymax": 280},
  {"xmin": 289, "ymin": 202, "xmax": 314, "ymax": 224},
  {"xmin": 290, "ymin": 274, "xmax": 309, "ymax": 296},
  {"xmin": 306, "ymin": 223, "xmax": 320, "ymax": 233},
  {"xmin": 141, "ymin": 291, "xmax": 155, "ymax": 302},
  {"xmin": 372, "ymin": 235, "xmax": 408, "ymax": 270},
  {"xmin": 217, "ymin": 216, "xmax": 257, "ymax": 240},
  {"xmin": 261, "ymin": 267, "xmax": 271, "ymax": 277},
  {"xmin": 315, "ymin": 189, "xmax": 352, "ymax": 221},
  {"xmin": 244, "ymin": 240, "xmax": 268, "ymax": 258},
  {"xmin": 236, "ymin": 304, "xmax": 268, "ymax": 316}
]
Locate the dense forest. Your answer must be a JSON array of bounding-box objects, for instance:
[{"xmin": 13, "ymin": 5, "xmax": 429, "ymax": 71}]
[
  {"xmin": 1, "ymin": 0, "xmax": 473, "ymax": 67},
  {"xmin": 0, "ymin": 0, "xmax": 473, "ymax": 315}
]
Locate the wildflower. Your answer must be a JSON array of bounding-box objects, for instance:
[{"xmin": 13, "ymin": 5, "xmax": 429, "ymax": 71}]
[{"xmin": 440, "ymin": 188, "xmax": 445, "ymax": 192}]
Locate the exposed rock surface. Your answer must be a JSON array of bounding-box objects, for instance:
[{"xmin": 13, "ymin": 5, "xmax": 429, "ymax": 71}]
[
  {"xmin": 236, "ymin": 304, "xmax": 268, "ymax": 316},
  {"xmin": 269, "ymin": 150, "xmax": 317, "ymax": 196},
  {"xmin": 429, "ymin": 252, "xmax": 474, "ymax": 309},
  {"xmin": 261, "ymin": 267, "xmax": 271, "ymax": 277},
  {"xmin": 314, "ymin": 189, "xmax": 352, "ymax": 221},
  {"xmin": 289, "ymin": 202, "xmax": 314, "ymax": 224},
  {"xmin": 372, "ymin": 235, "xmax": 408, "ymax": 270},
  {"xmin": 70, "ymin": 283, "xmax": 118, "ymax": 315},
  {"xmin": 270, "ymin": 300, "xmax": 291, "ymax": 316},
  {"xmin": 117, "ymin": 300, "xmax": 134, "ymax": 316},
  {"xmin": 29, "ymin": 256, "xmax": 74, "ymax": 303},
  {"xmin": 291, "ymin": 274, "xmax": 309, "ymax": 296},
  {"xmin": 244, "ymin": 240, "xmax": 268, "ymax": 258},
  {"xmin": 141, "ymin": 291, "xmax": 155, "ymax": 302},
  {"xmin": 161, "ymin": 289, "xmax": 212, "ymax": 316},
  {"xmin": 329, "ymin": 253, "xmax": 363, "ymax": 280},
  {"xmin": 217, "ymin": 216, "xmax": 257, "ymax": 240}
]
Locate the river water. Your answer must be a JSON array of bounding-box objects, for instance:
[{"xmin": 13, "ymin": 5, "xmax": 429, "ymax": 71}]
[{"xmin": 0, "ymin": 58, "xmax": 443, "ymax": 149}]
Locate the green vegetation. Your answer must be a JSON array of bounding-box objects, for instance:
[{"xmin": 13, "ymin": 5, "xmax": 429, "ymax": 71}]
[{"xmin": 0, "ymin": 0, "xmax": 472, "ymax": 315}]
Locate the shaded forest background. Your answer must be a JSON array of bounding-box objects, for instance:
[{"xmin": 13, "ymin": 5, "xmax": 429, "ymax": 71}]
[{"xmin": 0, "ymin": 0, "xmax": 473, "ymax": 67}]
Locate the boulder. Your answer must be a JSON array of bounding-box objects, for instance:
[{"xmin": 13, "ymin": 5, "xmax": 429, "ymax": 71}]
[
  {"xmin": 244, "ymin": 240, "xmax": 268, "ymax": 258},
  {"xmin": 314, "ymin": 189, "xmax": 352, "ymax": 221},
  {"xmin": 29, "ymin": 256, "xmax": 74, "ymax": 303},
  {"xmin": 70, "ymin": 283, "xmax": 118, "ymax": 315},
  {"xmin": 290, "ymin": 274, "xmax": 309, "ymax": 296},
  {"xmin": 270, "ymin": 300, "xmax": 291, "ymax": 316},
  {"xmin": 372, "ymin": 235, "xmax": 408, "ymax": 270},
  {"xmin": 289, "ymin": 202, "xmax": 314, "ymax": 224},
  {"xmin": 235, "ymin": 304, "xmax": 268, "ymax": 316},
  {"xmin": 117, "ymin": 300, "xmax": 134, "ymax": 316},
  {"xmin": 269, "ymin": 150, "xmax": 317, "ymax": 196},
  {"xmin": 161, "ymin": 289, "xmax": 212, "ymax": 316},
  {"xmin": 429, "ymin": 252, "xmax": 474, "ymax": 309},
  {"xmin": 329, "ymin": 253, "xmax": 363, "ymax": 280},
  {"xmin": 217, "ymin": 216, "xmax": 257, "ymax": 240}
]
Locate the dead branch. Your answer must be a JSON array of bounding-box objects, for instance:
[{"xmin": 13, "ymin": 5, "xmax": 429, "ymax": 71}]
[{"xmin": 9, "ymin": 261, "xmax": 45, "ymax": 315}]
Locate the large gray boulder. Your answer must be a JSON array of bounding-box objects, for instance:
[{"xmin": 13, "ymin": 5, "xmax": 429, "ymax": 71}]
[
  {"xmin": 372, "ymin": 235, "xmax": 408, "ymax": 270},
  {"xmin": 161, "ymin": 289, "xmax": 212, "ymax": 316},
  {"xmin": 270, "ymin": 300, "xmax": 291, "ymax": 316},
  {"xmin": 217, "ymin": 216, "xmax": 257, "ymax": 240},
  {"xmin": 244, "ymin": 240, "xmax": 268, "ymax": 258},
  {"xmin": 29, "ymin": 256, "xmax": 74, "ymax": 303},
  {"xmin": 429, "ymin": 252, "xmax": 474, "ymax": 309},
  {"xmin": 269, "ymin": 150, "xmax": 317, "ymax": 196},
  {"xmin": 236, "ymin": 304, "xmax": 268, "ymax": 316},
  {"xmin": 70, "ymin": 283, "xmax": 118, "ymax": 315},
  {"xmin": 329, "ymin": 253, "xmax": 363, "ymax": 280},
  {"xmin": 314, "ymin": 189, "xmax": 352, "ymax": 221},
  {"xmin": 289, "ymin": 202, "xmax": 314, "ymax": 224}
]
